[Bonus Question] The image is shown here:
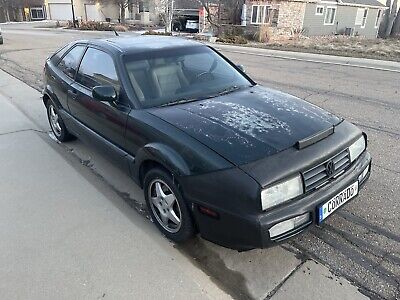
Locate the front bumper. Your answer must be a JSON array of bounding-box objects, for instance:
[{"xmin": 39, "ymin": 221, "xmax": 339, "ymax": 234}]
[{"xmin": 194, "ymin": 151, "xmax": 371, "ymax": 251}]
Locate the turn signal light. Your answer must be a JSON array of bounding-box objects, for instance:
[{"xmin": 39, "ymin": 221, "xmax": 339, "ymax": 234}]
[{"xmin": 198, "ymin": 205, "xmax": 219, "ymax": 219}]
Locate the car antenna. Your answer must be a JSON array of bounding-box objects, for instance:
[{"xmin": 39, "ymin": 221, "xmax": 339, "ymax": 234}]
[{"xmin": 114, "ymin": 30, "xmax": 119, "ymax": 37}]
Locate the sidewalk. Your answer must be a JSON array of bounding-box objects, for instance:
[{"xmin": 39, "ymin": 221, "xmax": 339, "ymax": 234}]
[
  {"xmin": 0, "ymin": 69, "xmax": 370, "ymax": 299},
  {"xmin": 0, "ymin": 77, "xmax": 229, "ymax": 299}
]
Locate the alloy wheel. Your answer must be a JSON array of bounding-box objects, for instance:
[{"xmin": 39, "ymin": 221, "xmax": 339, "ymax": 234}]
[
  {"xmin": 148, "ymin": 179, "xmax": 182, "ymax": 233},
  {"xmin": 49, "ymin": 105, "xmax": 62, "ymax": 137}
]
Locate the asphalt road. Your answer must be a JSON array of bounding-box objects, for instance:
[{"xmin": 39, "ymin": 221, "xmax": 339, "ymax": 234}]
[{"xmin": 1, "ymin": 24, "xmax": 399, "ymax": 299}]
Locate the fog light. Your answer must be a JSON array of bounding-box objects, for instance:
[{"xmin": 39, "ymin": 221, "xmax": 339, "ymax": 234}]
[
  {"xmin": 358, "ymin": 165, "xmax": 369, "ymax": 182},
  {"xmin": 269, "ymin": 213, "xmax": 310, "ymax": 238}
]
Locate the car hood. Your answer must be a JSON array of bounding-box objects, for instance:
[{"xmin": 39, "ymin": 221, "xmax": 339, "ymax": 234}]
[{"xmin": 149, "ymin": 86, "xmax": 341, "ymax": 165}]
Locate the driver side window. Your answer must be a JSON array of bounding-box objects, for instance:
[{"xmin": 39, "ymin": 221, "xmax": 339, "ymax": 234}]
[{"xmin": 76, "ymin": 47, "xmax": 120, "ymax": 92}]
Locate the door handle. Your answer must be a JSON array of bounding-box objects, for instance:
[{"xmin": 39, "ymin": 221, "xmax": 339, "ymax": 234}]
[{"xmin": 68, "ymin": 89, "xmax": 78, "ymax": 100}]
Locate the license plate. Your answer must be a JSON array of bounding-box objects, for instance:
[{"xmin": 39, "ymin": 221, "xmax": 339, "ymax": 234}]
[{"xmin": 318, "ymin": 181, "xmax": 359, "ymax": 223}]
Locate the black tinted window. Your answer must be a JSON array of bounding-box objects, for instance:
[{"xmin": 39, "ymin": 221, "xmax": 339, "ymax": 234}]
[
  {"xmin": 76, "ymin": 48, "xmax": 120, "ymax": 90},
  {"xmin": 58, "ymin": 45, "xmax": 85, "ymax": 78},
  {"xmin": 51, "ymin": 43, "xmax": 71, "ymax": 64}
]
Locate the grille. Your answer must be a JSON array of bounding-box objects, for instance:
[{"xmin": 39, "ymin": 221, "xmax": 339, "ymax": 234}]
[{"xmin": 302, "ymin": 149, "xmax": 350, "ymax": 192}]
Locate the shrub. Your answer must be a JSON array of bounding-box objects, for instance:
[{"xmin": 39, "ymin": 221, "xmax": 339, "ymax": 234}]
[
  {"xmin": 216, "ymin": 35, "xmax": 248, "ymax": 44},
  {"xmin": 290, "ymin": 27, "xmax": 307, "ymax": 40},
  {"xmin": 222, "ymin": 25, "xmax": 244, "ymax": 37},
  {"xmin": 253, "ymin": 25, "xmax": 272, "ymax": 43},
  {"xmin": 113, "ymin": 24, "xmax": 128, "ymax": 32},
  {"xmin": 79, "ymin": 21, "xmax": 113, "ymax": 31},
  {"xmin": 142, "ymin": 30, "xmax": 172, "ymax": 36}
]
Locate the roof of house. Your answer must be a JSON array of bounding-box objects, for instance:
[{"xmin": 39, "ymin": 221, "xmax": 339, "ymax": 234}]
[{"xmin": 339, "ymin": 0, "xmax": 386, "ymax": 7}]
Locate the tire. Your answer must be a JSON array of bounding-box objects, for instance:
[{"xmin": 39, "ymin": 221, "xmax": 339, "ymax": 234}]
[
  {"xmin": 144, "ymin": 168, "xmax": 195, "ymax": 242},
  {"xmin": 46, "ymin": 100, "xmax": 73, "ymax": 142},
  {"xmin": 172, "ymin": 23, "xmax": 181, "ymax": 32}
]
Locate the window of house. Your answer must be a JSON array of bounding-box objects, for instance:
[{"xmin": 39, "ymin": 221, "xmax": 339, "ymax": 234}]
[
  {"xmin": 31, "ymin": 7, "xmax": 44, "ymax": 20},
  {"xmin": 324, "ymin": 7, "xmax": 336, "ymax": 25},
  {"xmin": 57, "ymin": 45, "xmax": 86, "ymax": 79},
  {"xmin": 355, "ymin": 8, "xmax": 368, "ymax": 27},
  {"xmin": 361, "ymin": 8, "xmax": 368, "ymax": 28},
  {"xmin": 139, "ymin": 0, "xmax": 150, "ymax": 13},
  {"xmin": 251, "ymin": 5, "xmax": 271, "ymax": 24},
  {"xmin": 76, "ymin": 48, "xmax": 120, "ymax": 91},
  {"xmin": 316, "ymin": 6, "xmax": 324, "ymax": 16},
  {"xmin": 375, "ymin": 9, "xmax": 382, "ymax": 28}
]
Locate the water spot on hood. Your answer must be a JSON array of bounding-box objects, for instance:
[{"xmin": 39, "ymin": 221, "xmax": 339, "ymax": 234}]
[
  {"xmin": 172, "ymin": 110, "xmax": 255, "ymax": 147},
  {"xmin": 194, "ymin": 100, "xmax": 291, "ymax": 141},
  {"xmin": 256, "ymin": 87, "xmax": 337, "ymax": 122}
]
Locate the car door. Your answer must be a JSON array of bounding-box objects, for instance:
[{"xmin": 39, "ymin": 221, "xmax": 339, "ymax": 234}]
[
  {"xmin": 49, "ymin": 44, "xmax": 86, "ymax": 110},
  {"xmin": 68, "ymin": 47, "xmax": 131, "ymax": 171}
]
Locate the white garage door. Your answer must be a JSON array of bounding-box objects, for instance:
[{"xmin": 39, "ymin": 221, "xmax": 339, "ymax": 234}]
[
  {"xmin": 85, "ymin": 4, "xmax": 104, "ymax": 21},
  {"xmin": 48, "ymin": 4, "xmax": 73, "ymax": 21}
]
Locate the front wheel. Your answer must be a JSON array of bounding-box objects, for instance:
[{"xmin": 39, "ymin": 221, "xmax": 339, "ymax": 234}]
[{"xmin": 144, "ymin": 168, "xmax": 195, "ymax": 242}]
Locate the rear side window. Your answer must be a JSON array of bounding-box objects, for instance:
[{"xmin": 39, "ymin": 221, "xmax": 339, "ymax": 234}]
[
  {"xmin": 57, "ymin": 45, "xmax": 86, "ymax": 79},
  {"xmin": 76, "ymin": 48, "xmax": 120, "ymax": 90},
  {"xmin": 50, "ymin": 44, "xmax": 71, "ymax": 64}
]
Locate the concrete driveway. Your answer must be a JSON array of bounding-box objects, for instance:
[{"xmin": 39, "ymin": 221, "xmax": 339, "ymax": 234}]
[{"xmin": 0, "ymin": 23, "xmax": 399, "ymax": 299}]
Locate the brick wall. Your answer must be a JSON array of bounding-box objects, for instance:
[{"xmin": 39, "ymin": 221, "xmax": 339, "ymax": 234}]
[
  {"xmin": 277, "ymin": 1, "xmax": 306, "ymax": 29},
  {"xmin": 244, "ymin": 0, "xmax": 307, "ymax": 33}
]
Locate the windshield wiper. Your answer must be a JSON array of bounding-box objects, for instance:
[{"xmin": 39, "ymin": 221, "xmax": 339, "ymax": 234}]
[
  {"xmin": 160, "ymin": 85, "xmax": 248, "ymax": 107},
  {"xmin": 160, "ymin": 97, "xmax": 199, "ymax": 107},
  {"xmin": 217, "ymin": 85, "xmax": 241, "ymax": 96},
  {"xmin": 205, "ymin": 85, "xmax": 245, "ymax": 100}
]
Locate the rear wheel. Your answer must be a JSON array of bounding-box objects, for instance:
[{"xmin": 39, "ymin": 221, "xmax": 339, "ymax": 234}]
[
  {"xmin": 144, "ymin": 168, "xmax": 195, "ymax": 242},
  {"xmin": 172, "ymin": 22, "xmax": 182, "ymax": 32},
  {"xmin": 46, "ymin": 101, "xmax": 73, "ymax": 142}
]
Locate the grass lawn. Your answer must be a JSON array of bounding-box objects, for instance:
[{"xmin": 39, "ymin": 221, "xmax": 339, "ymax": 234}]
[{"xmin": 232, "ymin": 36, "xmax": 400, "ymax": 62}]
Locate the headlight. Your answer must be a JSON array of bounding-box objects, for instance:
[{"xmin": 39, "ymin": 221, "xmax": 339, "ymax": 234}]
[
  {"xmin": 261, "ymin": 175, "xmax": 303, "ymax": 210},
  {"xmin": 349, "ymin": 135, "xmax": 366, "ymax": 162}
]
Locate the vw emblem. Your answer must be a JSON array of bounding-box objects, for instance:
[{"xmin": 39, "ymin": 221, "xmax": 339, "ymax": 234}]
[{"xmin": 326, "ymin": 160, "xmax": 335, "ymax": 177}]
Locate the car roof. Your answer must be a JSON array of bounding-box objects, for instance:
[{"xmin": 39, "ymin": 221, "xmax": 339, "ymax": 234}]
[{"xmin": 86, "ymin": 35, "xmax": 204, "ymax": 55}]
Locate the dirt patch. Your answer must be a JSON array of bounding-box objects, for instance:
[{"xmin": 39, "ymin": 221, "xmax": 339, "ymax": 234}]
[{"xmin": 223, "ymin": 36, "xmax": 400, "ymax": 62}]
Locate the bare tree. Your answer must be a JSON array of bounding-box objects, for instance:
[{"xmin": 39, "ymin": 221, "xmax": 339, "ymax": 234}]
[
  {"xmin": 198, "ymin": 0, "xmax": 221, "ymax": 34},
  {"xmin": 390, "ymin": 5, "xmax": 400, "ymax": 36},
  {"xmin": 157, "ymin": 0, "xmax": 174, "ymax": 32},
  {"xmin": 381, "ymin": 0, "xmax": 399, "ymax": 37},
  {"xmin": 0, "ymin": 0, "xmax": 45, "ymax": 22},
  {"xmin": 0, "ymin": 0, "xmax": 25, "ymax": 22},
  {"xmin": 98, "ymin": 0, "xmax": 130, "ymax": 23}
]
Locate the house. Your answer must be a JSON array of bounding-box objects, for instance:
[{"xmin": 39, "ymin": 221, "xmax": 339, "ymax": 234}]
[
  {"xmin": 45, "ymin": 0, "xmax": 162, "ymax": 25},
  {"xmin": 45, "ymin": 0, "xmax": 119, "ymax": 22},
  {"xmin": 243, "ymin": 0, "xmax": 387, "ymax": 38},
  {"xmin": 0, "ymin": 0, "xmax": 46, "ymax": 22}
]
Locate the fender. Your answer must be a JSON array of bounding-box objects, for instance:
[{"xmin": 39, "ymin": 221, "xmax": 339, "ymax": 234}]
[
  {"xmin": 131, "ymin": 142, "xmax": 191, "ymax": 187},
  {"xmin": 42, "ymin": 84, "xmax": 61, "ymax": 109}
]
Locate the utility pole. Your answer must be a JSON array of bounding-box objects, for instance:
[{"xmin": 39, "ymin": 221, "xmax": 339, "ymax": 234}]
[{"xmin": 71, "ymin": 0, "xmax": 77, "ymax": 28}]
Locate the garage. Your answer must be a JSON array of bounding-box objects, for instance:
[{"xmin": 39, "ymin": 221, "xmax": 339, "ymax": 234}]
[
  {"xmin": 84, "ymin": 4, "xmax": 104, "ymax": 21},
  {"xmin": 48, "ymin": 4, "xmax": 73, "ymax": 21}
]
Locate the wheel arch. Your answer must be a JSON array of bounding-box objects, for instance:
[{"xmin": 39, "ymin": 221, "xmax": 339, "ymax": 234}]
[
  {"xmin": 133, "ymin": 142, "xmax": 191, "ymax": 188},
  {"xmin": 43, "ymin": 92, "xmax": 53, "ymax": 108},
  {"xmin": 42, "ymin": 84, "xmax": 61, "ymax": 109}
]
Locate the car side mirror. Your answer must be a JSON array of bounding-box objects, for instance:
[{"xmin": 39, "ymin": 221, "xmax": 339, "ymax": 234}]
[
  {"xmin": 92, "ymin": 85, "xmax": 117, "ymax": 102},
  {"xmin": 237, "ymin": 64, "xmax": 245, "ymax": 73}
]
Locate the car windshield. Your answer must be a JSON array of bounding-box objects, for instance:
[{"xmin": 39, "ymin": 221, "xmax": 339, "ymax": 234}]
[{"xmin": 123, "ymin": 46, "xmax": 252, "ymax": 108}]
